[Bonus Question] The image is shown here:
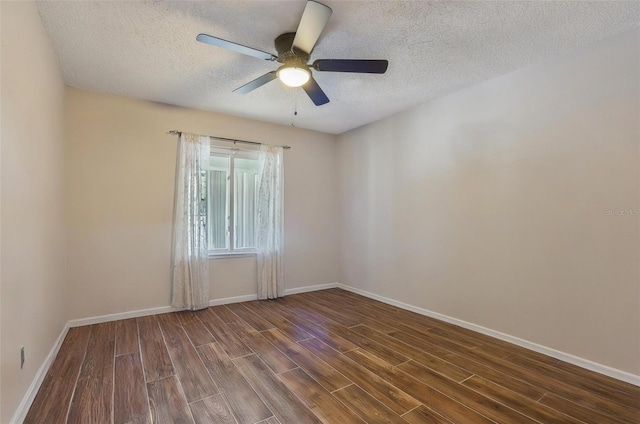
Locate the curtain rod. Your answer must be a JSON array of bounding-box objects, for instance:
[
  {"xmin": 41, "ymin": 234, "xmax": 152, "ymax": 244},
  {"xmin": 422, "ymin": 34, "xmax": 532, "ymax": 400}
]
[{"xmin": 167, "ymin": 130, "xmax": 291, "ymax": 150}]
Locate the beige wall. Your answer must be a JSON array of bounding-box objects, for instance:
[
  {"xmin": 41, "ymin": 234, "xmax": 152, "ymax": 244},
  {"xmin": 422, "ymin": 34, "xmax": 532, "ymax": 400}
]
[
  {"xmin": 0, "ymin": 2, "xmax": 68, "ymax": 422},
  {"xmin": 65, "ymin": 88, "xmax": 340, "ymax": 319},
  {"xmin": 338, "ymin": 28, "xmax": 640, "ymax": 375}
]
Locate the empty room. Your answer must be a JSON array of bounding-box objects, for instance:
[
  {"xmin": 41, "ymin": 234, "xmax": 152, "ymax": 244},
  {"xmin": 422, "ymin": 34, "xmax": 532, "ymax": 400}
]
[{"xmin": 1, "ymin": 1, "xmax": 639, "ymax": 423}]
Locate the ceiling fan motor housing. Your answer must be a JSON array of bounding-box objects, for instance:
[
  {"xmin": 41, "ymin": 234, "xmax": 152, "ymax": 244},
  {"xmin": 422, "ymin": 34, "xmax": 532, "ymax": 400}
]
[{"xmin": 275, "ymin": 32, "xmax": 309, "ymax": 65}]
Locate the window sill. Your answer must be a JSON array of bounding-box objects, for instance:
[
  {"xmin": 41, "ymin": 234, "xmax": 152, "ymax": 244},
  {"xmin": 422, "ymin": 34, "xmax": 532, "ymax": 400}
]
[{"xmin": 208, "ymin": 252, "xmax": 257, "ymax": 259}]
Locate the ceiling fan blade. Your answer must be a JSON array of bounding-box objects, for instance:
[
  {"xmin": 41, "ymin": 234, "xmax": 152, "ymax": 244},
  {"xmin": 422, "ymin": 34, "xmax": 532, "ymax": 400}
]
[
  {"xmin": 234, "ymin": 71, "xmax": 278, "ymax": 94},
  {"xmin": 197, "ymin": 33, "xmax": 276, "ymax": 61},
  {"xmin": 313, "ymin": 59, "xmax": 389, "ymax": 74},
  {"xmin": 292, "ymin": 1, "xmax": 332, "ymax": 54},
  {"xmin": 302, "ymin": 77, "xmax": 329, "ymax": 106}
]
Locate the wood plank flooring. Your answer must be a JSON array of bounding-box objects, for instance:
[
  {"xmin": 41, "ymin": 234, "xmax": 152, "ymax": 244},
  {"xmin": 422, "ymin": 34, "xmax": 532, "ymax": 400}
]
[{"xmin": 25, "ymin": 288, "xmax": 640, "ymax": 424}]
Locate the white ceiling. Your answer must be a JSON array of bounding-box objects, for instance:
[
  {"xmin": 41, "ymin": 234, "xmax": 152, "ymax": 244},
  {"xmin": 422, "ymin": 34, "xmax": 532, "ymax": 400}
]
[{"xmin": 36, "ymin": 1, "xmax": 639, "ymax": 134}]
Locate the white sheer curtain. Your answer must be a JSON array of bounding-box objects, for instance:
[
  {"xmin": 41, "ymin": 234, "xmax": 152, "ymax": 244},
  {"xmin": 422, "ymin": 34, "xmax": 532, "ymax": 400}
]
[
  {"xmin": 256, "ymin": 144, "xmax": 284, "ymax": 299},
  {"xmin": 171, "ymin": 132, "xmax": 210, "ymax": 310}
]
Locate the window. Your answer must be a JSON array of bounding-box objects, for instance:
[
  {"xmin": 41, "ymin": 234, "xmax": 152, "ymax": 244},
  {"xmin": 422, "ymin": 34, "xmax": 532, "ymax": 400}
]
[{"xmin": 205, "ymin": 147, "xmax": 259, "ymax": 256}]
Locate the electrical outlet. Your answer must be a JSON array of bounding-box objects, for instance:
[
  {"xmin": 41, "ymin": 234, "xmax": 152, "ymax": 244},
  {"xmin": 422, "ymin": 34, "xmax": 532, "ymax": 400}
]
[{"xmin": 20, "ymin": 346, "xmax": 25, "ymax": 369}]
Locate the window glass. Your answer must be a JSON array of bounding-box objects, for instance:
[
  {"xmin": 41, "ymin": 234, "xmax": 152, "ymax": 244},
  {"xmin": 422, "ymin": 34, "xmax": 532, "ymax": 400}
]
[
  {"xmin": 208, "ymin": 155, "xmax": 229, "ymax": 250},
  {"xmin": 205, "ymin": 150, "xmax": 259, "ymax": 254},
  {"xmin": 234, "ymin": 158, "xmax": 259, "ymax": 249}
]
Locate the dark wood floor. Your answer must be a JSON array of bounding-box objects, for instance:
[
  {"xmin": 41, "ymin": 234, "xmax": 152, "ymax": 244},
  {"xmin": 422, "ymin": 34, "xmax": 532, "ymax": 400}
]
[{"xmin": 25, "ymin": 288, "xmax": 639, "ymax": 424}]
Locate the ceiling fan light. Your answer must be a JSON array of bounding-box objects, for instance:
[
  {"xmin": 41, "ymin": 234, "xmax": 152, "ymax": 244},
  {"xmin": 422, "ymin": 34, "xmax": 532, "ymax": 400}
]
[{"xmin": 278, "ymin": 65, "xmax": 310, "ymax": 87}]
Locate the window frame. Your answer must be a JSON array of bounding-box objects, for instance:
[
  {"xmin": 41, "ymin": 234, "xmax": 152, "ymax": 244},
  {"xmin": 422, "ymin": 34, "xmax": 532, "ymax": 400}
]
[{"xmin": 207, "ymin": 147, "xmax": 259, "ymax": 259}]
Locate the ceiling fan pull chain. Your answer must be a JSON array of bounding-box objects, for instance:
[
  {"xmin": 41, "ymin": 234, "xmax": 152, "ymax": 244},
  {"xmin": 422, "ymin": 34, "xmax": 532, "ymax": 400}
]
[{"xmin": 291, "ymin": 91, "xmax": 298, "ymax": 127}]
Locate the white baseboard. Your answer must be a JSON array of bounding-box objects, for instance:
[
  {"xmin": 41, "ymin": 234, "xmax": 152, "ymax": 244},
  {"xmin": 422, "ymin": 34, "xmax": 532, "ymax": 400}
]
[
  {"xmin": 208, "ymin": 283, "xmax": 339, "ymax": 304},
  {"xmin": 10, "ymin": 322, "xmax": 70, "ymax": 424},
  {"xmin": 336, "ymin": 283, "xmax": 640, "ymax": 387},
  {"xmin": 209, "ymin": 293, "xmax": 257, "ymax": 306},
  {"xmin": 68, "ymin": 296, "xmax": 260, "ymax": 327},
  {"xmin": 67, "ymin": 283, "xmax": 339, "ymax": 327},
  {"xmin": 68, "ymin": 305, "xmax": 179, "ymax": 327},
  {"xmin": 284, "ymin": 282, "xmax": 339, "ymax": 295}
]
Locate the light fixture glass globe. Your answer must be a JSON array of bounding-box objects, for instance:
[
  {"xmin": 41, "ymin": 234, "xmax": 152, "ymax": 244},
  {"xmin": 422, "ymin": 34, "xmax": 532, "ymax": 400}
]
[{"xmin": 278, "ymin": 65, "xmax": 310, "ymax": 87}]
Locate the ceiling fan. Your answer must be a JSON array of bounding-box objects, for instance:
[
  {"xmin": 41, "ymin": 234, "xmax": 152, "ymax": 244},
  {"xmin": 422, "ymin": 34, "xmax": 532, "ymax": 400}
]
[{"xmin": 196, "ymin": 0, "xmax": 389, "ymax": 106}]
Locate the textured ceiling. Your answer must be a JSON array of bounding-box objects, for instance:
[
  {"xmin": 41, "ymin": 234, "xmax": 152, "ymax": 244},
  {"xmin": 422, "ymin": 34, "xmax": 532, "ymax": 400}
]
[{"xmin": 36, "ymin": 1, "xmax": 639, "ymax": 134}]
